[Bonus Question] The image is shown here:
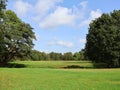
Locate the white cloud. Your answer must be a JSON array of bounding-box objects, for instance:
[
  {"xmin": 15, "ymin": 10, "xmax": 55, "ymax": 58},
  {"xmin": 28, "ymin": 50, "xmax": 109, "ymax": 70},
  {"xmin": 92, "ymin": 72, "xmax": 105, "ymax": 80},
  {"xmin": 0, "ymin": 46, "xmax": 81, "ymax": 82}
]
[
  {"xmin": 79, "ymin": 38, "xmax": 86, "ymax": 44},
  {"xmin": 33, "ymin": 0, "xmax": 63, "ymax": 20},
  {"xmin": 57, "ymin": 41, "xmax": 74, "ymax": 48},
  {"xmin": 79, "ymin": 9, "xmax": 102, "ymax": 27},
  {"xmin": 13, "ymin": 0, "xmax": 89, "ymax": 29},
  {"xmin": 14, "ymin": 0, "xmax": 32, "ymax": 17},
  {"xmin": 39, "ymin": 1, "xmax": 88, "ymax": 29},
  {"xmin": 39, "ymin": 6, "xmax": 75, "ymax": 29},
  {"xmin": 90, "ymin": 9, "xmax": 102, "ymax": 20},
  {"xmin": 48, "ymin": 40, "xmax": 74, "ymax": 48},
  {"xmin": 35, "ymin": 0, "xmax": 63, "ymax": 14},
  {"xmin": 72, "ymin": 1, "xmax": 88, "ymax": 20},
  {"xmin": 13, "ymin": 0, "xmax": 101, "ymax": 29},
  {"xmin": 80, "ymin": 1, "xmax": 88, "ymax": 10}
]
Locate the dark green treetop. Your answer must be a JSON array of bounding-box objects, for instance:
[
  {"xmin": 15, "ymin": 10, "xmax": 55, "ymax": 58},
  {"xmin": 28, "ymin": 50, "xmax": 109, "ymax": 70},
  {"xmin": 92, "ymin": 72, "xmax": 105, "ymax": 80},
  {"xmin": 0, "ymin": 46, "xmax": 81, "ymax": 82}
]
[{"xmin": 85, "ymin": 10, "xmax": 120, "ymax": 67}]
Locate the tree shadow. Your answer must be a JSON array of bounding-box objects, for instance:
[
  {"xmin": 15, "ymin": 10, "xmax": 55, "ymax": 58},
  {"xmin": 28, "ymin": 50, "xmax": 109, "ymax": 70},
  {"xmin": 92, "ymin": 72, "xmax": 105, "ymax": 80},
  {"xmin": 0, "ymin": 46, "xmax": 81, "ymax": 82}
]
[
  {"xmin": 63, "ymin": 65, "xmax": 91, "ymax": 69},
  {"xmin": 64, "ymin": 61, "xmax": 91, "ymax": 64},
  {"xmin": 93, "ymin": 62, "xmax": 108, "ymax": 68},
  {"xmin": 63, "ymin": 62, "xmax": 109, "ymax": 69},
  {"xmin": 7, "ymin": 63, "xmax": 26, "ymax": 68}
]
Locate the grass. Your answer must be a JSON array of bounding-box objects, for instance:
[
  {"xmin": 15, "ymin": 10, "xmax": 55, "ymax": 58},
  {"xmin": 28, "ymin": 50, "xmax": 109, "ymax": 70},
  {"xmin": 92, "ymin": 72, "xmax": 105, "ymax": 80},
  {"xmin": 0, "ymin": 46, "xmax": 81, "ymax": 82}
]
[
  {"xmin": 0, "ymin": 61, "xmax": 120, "ymax": 90},
  {"xmin": 8, "ymin": 61, "xmax": 94, "ymax": 68}
]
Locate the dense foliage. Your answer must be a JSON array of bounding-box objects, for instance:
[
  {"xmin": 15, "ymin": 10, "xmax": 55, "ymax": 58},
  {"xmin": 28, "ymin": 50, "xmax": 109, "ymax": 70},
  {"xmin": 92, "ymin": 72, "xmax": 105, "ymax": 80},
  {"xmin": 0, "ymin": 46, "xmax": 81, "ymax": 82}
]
[
  {"xmin": 0, "ymin": 0, "xmax": 7, "ymax": 66},
  {"xmin": 17, "ymin": 50, "xmax": 86, "ymax": 61},
  {"xmin": 85, "ymin": 10, "xmax": 120, "ymax": 67},
  {"xmin": 0, "ymin": 1, "xmax": 36, "ymax": 66}
]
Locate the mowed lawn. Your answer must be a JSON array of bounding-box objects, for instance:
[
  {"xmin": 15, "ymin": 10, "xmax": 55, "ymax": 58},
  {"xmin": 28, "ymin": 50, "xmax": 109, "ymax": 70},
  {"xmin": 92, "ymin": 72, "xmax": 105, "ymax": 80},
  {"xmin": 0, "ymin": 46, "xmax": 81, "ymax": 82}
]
[{"xmin": 0, "ymin": 61, "xmax": 120, "ymax": 90}]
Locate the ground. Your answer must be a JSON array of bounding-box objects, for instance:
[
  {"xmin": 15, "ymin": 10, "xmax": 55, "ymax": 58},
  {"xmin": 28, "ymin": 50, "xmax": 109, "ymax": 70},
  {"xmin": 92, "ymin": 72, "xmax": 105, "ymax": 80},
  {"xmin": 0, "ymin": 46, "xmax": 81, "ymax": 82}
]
[{"xmin": 0, "ymin": 61, "xmax": 120, "ymax": 90}]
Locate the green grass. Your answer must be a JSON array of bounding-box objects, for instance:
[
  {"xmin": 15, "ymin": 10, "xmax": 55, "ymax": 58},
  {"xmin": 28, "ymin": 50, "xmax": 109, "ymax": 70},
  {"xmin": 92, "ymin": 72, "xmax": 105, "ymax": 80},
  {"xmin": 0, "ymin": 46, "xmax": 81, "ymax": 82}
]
[
  {"xmin": 9, "ymin": 61, "xmax": 94, "ymax": 68},
  {"xmin": 0, "ymin": 61, "xmax": 120, "ymax": 90}
]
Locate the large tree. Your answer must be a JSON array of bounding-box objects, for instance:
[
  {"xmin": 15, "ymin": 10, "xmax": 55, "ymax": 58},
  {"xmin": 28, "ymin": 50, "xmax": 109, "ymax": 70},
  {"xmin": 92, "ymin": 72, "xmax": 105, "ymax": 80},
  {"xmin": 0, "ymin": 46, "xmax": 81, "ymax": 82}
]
[
  {"xmin": 0, "ymin": 9, "xmax": 36, "ymax": 66},
  {"xmin": 0, "ymin": 0, "xmax": 7, "ymax": 66},
  {"xmin": 85, "ymin": 10, "xmax": 120, "ymax": 67}
]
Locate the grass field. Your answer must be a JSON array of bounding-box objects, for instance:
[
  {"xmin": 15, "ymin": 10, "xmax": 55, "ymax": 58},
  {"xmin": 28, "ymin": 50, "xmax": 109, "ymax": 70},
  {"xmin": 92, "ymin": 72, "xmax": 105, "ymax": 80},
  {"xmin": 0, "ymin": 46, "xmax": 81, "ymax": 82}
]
[
  {"xmin": 0, "ymin": 61, "xmax": 120, "ymax": 90},
  {"xmin": 8, "ymin": 61, "xmax": 94, "ymax": 68}
]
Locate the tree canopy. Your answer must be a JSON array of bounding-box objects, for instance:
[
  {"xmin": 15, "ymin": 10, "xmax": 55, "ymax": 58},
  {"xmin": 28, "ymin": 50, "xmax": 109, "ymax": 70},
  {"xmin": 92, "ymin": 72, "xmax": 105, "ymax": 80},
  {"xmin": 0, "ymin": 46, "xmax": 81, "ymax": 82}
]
[
  {"xmin": 0, "ymin": 0, "xmax": 36, "ymax": 66},
  {"xmin": 85, "ymin": 10, "xmax": 120, "ymax": 67},
  {"xmin": 0, "ymin": 0, "xmax": 7, "ymax": 66}
]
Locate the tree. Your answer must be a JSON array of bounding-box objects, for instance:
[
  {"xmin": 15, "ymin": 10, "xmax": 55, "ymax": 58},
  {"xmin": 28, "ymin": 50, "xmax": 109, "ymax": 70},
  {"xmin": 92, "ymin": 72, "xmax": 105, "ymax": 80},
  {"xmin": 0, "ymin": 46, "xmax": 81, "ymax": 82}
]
[
  {"xmin": 73, "ymin": 52, "xmax": 80, "ymax": 60},
  {"xmin": 0, "ymin": 10, "xmax": 36, "ymax": 66},
  {"xmin": 49, "ymin": 52, "xmax": 62, "ymax": 60},
  {"xmin": 79, "ymin": 49, "xmax": 86, "ymax": 60},
  {"xmin": 73, "ymin": 50, "xmax": 85, "ymax": 60},
  {"xmin": 0, "ymin": 0, "xmax": 8, "ymax": 66},
  {"xmin": 28, "ymin": 50, "xmax": 41, "ymax": 61},
  {"xmin": 39, "ymin": 52, "xmax": 47, "ymax": 60},
  {"xmin": 63, "ymin": 52, "xmax": 73, "ymax": 60},
  {"xmin": 85, "ymin": 10, "xmax": 120, "ymax": 67}
]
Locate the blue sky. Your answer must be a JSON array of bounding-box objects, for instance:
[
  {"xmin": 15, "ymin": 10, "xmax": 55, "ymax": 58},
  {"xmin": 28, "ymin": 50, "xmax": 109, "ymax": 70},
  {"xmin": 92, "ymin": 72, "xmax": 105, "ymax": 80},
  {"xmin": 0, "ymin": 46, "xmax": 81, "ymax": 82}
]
[{"xmin": 7, "ymin": 0, "xmax": 120, "ymax": 53}]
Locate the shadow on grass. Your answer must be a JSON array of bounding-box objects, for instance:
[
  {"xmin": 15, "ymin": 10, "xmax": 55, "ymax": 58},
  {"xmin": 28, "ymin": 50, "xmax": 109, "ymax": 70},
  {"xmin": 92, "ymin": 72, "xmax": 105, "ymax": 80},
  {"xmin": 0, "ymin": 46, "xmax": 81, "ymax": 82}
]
[
  {"xmin": 64, "ymin": 61, "xmax": 91, "ymax": 64},
  {"xmin": 63, "ymin": 63, "xmax": 108, "ymax": 69},
  {"xmin": 93, "ymin": 62, "xmax": 108, "ymax": 68},
  {"xmin": 0, "ymin": 61, "xmax": 109, "ymax": 69},
  {"xmin": 63, "ymin": 65, "xmax": 88, "ymax": 69},
  {"xmin": 63, "ymin": 65, "xmax": 94, "ymax": 69},
  {"xmin": 7, "ymin": 63, "xmax": 26, "ymax": 68}
]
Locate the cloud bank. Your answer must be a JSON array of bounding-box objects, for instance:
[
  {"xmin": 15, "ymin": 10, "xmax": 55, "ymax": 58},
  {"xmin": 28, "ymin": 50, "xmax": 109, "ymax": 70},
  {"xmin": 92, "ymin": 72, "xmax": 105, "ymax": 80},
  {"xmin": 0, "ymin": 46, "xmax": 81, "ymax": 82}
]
[{"xmin": 13, "ymin": 0, "xmax": 102, "ymax": 29}]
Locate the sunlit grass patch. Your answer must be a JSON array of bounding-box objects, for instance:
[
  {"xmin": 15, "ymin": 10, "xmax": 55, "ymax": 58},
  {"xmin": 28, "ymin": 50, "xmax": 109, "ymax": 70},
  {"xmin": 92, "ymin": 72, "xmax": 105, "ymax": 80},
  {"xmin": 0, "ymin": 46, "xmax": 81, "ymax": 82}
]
[{"xmin": 0, "ymin": 61, "xmax": 120, "ymax": 90}]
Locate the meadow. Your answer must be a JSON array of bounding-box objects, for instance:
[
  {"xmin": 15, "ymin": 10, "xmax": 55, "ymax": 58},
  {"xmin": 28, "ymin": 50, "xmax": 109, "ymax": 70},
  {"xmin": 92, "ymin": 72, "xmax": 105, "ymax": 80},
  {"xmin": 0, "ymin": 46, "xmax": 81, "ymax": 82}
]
[{"xmin": 0, "ymin": 61, "xmax": 120, "ymax": 90}]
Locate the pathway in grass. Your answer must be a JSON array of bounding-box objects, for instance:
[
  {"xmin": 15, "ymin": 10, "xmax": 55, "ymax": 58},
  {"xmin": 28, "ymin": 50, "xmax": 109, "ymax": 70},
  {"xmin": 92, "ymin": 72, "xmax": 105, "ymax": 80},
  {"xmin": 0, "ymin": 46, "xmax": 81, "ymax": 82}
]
[{"xmin": 0, "ymin": 68, "xmax": 120, "ymax": 90}]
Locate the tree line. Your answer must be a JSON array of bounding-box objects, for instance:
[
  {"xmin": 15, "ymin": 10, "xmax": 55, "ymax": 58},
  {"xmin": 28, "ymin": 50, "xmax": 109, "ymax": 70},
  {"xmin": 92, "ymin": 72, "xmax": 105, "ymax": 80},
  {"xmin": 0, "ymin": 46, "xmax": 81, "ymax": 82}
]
[{"xmin": 16, "ymin": 50, "xmax": 86, "ymax": 61}]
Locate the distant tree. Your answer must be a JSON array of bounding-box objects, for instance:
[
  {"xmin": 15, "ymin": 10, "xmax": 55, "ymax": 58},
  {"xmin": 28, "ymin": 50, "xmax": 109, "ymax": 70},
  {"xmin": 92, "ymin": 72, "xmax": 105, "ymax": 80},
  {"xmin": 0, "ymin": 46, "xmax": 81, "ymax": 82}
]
[
  {"xmin": 49, "ymin": 52, "xmax": 62, "ymax": 60},
  {"xmin": 73, "ymin": 50, "xmax": 85, "ymax": 60},
  {"xmin": 49, "ymin": 52, "xmax": 55, "ymax": 60},
  {"xmin": 79, "ymin": 49, "xmax": 86, "ymax": 60},
  {"xmin": 28, "ymin": 50, "xmax": 41, "ymax": 61},
  {"xmin": 56, "ymin": 53, "xmax": 62, "ymax": 60},
  {"xmin": 63, "ymin": 52, "xmax": 73, "ymax": 60},
  {"xmin": 39, "ymin": 52, "xmax": 47, "ymax": 60},
  {"xmin": 85, "ymin": 10, "xmax": 120, "ymax": 67},
  {"xmin": 73, "ymin": 52, "xmax": 80, "ymax": 60}
]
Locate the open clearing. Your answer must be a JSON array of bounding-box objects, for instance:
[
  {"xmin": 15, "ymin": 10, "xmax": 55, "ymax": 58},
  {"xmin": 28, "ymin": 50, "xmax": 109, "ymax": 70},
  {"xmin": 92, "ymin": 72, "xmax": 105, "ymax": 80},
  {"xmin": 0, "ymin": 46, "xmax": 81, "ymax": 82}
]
[{"xmin": 0, "ymin": 61, "xmax": 120, "ymax": 90}]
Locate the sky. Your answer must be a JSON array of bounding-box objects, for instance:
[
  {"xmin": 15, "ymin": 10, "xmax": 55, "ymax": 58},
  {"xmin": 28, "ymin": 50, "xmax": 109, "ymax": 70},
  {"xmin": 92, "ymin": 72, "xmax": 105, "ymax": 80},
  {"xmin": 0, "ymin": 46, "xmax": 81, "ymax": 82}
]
[{"xmin": 6, "ymin": 0, "xmax": 120, "ymax": 53}]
